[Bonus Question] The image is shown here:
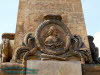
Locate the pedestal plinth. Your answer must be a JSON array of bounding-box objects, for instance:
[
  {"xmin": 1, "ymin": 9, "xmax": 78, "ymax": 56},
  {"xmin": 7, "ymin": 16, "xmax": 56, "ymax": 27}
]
[{"xmin": 26, "ymin": 60, "xmax": 82, "ymax": 75}]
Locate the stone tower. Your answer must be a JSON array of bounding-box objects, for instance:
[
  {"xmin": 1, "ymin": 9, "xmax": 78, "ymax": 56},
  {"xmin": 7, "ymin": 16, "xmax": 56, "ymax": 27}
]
[{"xmin": 14, "ymin": 0, "xmax": 89, "ymax": 51}]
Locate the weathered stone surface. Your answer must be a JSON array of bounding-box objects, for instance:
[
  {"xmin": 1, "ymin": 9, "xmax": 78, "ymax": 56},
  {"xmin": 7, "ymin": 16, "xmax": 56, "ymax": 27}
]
[
  {"xmin": 14, "ymin": 0, "xmax": 89, "ymax": 53},
  {"xmin": 2, "ymin": 33, "xmax": 15, "ymax": 40},
  {"xmin": 82, "ymin": 64, "xmax": 100, "ymax": 75},
  {"xmin": 0, "ymin": 44, "xmax": 2, "ymax": 63},
  {"xmin": 26, "ymin": 61, "xmax": 82, "ymax": 75},
  {"xmin": 0, "ymin": 63, "xmax": 24, "ymax": 75}
]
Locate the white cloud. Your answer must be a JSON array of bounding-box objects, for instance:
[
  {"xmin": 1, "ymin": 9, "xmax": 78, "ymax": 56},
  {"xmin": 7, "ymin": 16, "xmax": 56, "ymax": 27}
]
[{"xmin": 94, "ymin": 32, "xmax": 100, "ymax": 56}]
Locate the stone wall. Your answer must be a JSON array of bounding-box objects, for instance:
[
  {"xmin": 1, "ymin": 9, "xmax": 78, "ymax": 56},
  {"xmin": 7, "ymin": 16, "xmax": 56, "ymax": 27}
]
[{"xmin": 14, "ymin": 0, "xmax": 89, "ymax": 52}]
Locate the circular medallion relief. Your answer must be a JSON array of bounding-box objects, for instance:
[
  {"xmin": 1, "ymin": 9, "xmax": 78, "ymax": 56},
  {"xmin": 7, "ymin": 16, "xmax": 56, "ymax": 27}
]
[{"xmin": 35, "ymin": 20, "xmax": 71, "ymax": 55}]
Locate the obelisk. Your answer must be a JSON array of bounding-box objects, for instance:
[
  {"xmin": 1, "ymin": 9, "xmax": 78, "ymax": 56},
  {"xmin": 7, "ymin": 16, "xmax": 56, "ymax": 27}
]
[{"xmin": 14, "ymin": 0, "xmax": 89, "ymax": 51}]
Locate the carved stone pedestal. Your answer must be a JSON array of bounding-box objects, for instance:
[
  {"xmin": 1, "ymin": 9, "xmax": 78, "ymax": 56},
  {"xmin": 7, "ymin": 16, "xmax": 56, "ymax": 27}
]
[{"xmin": 26, "ymin": 61, "xmax": 82, "ymax": 75}]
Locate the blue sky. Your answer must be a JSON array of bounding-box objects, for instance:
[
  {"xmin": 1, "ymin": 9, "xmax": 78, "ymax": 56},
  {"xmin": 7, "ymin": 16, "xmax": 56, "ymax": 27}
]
[
  {"xmin": 82, "ymin": 0, "xmax": 100, "ymax": 35},
  {"xmin": 0, "ymin": 0, "xmax": 100, "ymax": 50},
  {"xmin": 0, "ymin": 0, "xmax": 18, "ymax": 35}
]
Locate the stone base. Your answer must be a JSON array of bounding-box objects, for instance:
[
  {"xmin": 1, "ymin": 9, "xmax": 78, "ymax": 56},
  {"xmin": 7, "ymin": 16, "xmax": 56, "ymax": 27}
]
[
  {"xmin": 82, "ymin": 64, "xmax": 100, "ymax": 75},
  {"xmin": 26, "ymin": 60, "xmax": 82, "ymax": 75},
  {"xmin": 0, "ymin": 63, "xmax": 24, "ymax": 75}
]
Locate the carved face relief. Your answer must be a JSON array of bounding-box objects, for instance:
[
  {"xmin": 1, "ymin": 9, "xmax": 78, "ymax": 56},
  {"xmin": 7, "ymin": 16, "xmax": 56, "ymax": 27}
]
[{"xmin": 44, "ymin": 26, "xmax": 65, "ymax": 51}]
